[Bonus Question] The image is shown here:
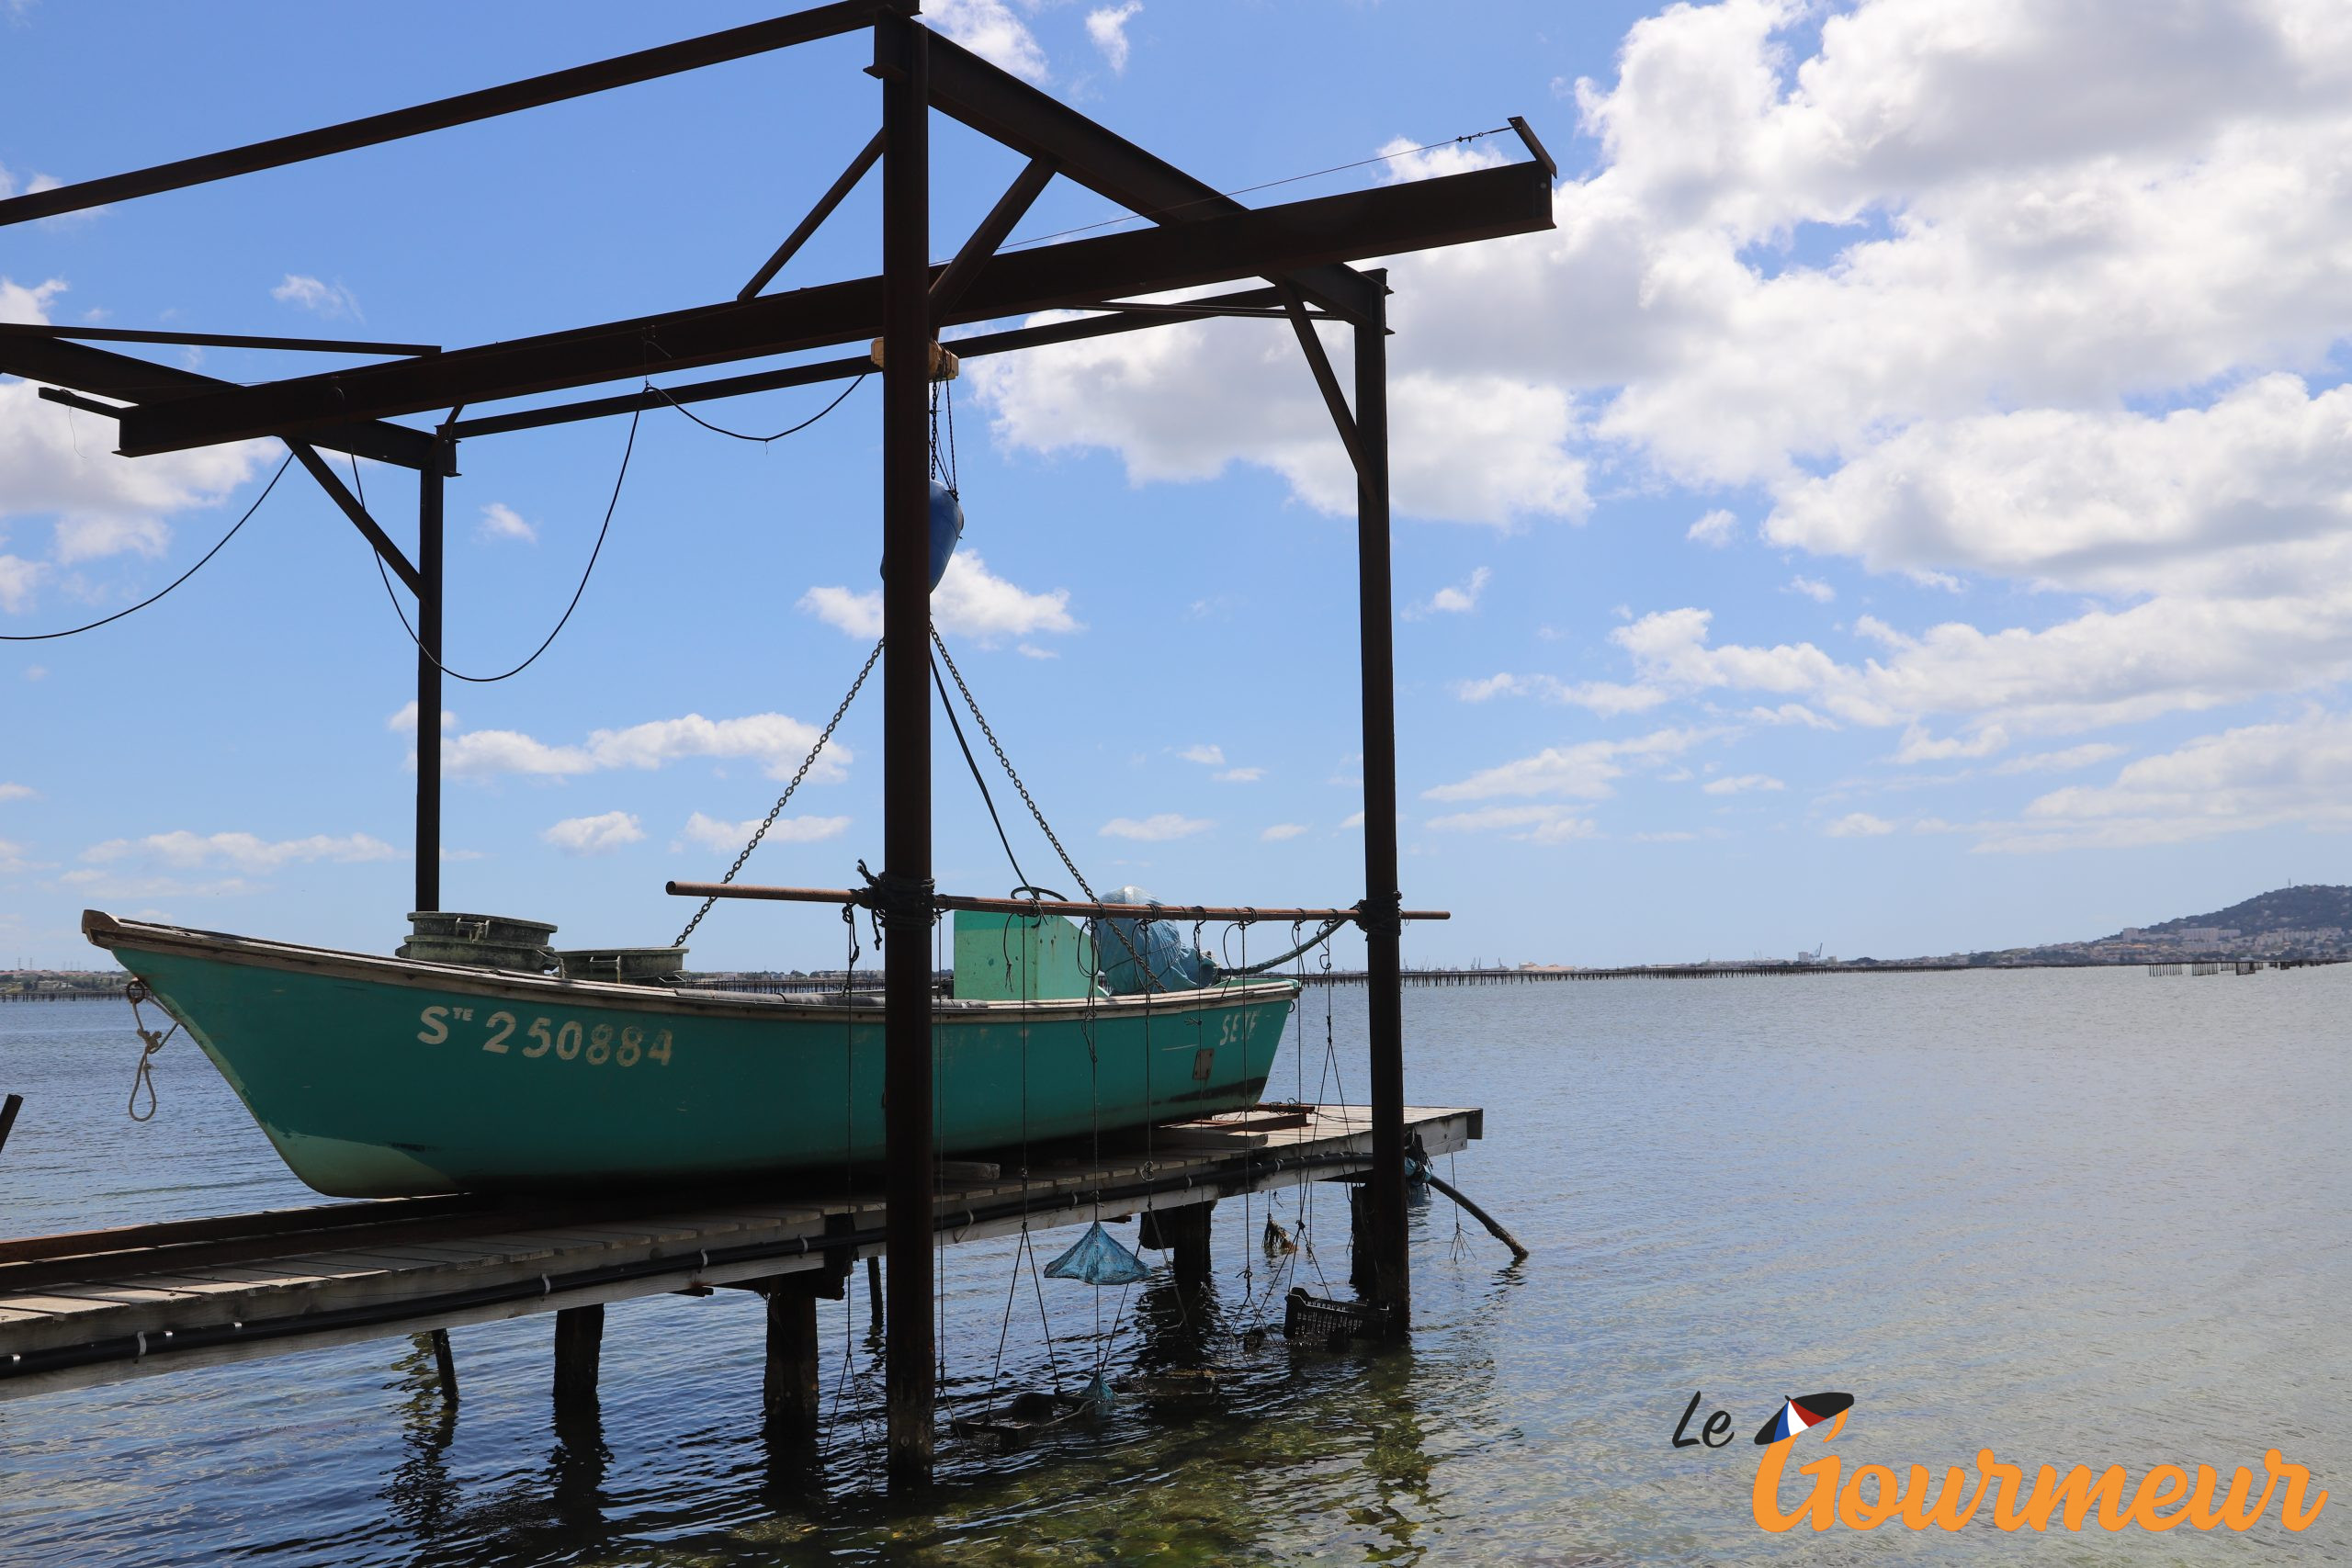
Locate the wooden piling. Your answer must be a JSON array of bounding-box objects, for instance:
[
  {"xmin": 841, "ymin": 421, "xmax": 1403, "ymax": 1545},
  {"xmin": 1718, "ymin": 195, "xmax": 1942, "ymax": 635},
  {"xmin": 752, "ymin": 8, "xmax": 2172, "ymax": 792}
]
[
  {"xmin": 1139, "ymin": 1202, "xmax": 1214, "ymax": 1283},
  {"xmin": 763, "ymin": 1279, "xmax": 821, "ymax": 1428},
  {"xmin": 551, "ymin": 1303, "xmax": 603, "ymax": 1409},
  {"xmin": 428, "ymin": 1325, "xmax": 458, "ymax": 1403}
]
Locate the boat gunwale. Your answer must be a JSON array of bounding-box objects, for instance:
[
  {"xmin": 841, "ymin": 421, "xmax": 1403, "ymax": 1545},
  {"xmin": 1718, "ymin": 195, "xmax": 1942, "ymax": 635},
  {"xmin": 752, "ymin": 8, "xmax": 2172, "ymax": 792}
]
[{"xmin": 81, "ymin": 909, "xmax": 1299, "ymax": 1023}]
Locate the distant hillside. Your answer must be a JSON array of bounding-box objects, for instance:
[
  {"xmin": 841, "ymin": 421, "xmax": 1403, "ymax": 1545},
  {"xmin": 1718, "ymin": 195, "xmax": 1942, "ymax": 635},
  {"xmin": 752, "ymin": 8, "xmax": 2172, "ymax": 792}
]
[{"xmin": 2106, "ymin": 885, "xmax": 2352, "ymax": 941}]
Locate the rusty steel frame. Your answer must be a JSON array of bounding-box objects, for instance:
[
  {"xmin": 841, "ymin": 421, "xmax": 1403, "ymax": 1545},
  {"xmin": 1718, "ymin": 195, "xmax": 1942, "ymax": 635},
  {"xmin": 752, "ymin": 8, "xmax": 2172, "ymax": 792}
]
[{"xmin": 0, "ymin": 0, "xmax": 1557, "ymax": 1483}]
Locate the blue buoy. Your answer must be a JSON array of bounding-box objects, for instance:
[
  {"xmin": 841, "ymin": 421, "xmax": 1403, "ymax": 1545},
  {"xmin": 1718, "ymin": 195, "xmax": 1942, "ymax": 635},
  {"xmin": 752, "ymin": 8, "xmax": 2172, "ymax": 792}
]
[{"xmin": 879, "ymin": 481, "xmax": 966, "ymax": 592}]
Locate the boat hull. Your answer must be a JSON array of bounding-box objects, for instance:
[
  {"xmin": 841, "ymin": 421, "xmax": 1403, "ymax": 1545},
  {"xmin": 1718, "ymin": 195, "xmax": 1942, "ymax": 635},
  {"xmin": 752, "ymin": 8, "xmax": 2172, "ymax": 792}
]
[{"xmin": 85, "ymin": 912, "xmax": 1296, "ymax": 1199}]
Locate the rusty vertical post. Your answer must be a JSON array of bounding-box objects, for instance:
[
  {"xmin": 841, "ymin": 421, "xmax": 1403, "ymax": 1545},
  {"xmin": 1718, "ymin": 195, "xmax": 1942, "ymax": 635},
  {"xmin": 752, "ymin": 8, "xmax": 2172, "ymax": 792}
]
[
  {"xmin": 413, "ymin": 444, "xmax": 445, "ymax": 913},
  {"xmin": 1353, "ymin": 274, "xmax": 1409, "ymax": 1327},
  {"xmin": 876, "ymin": 11, "xmax": 935, "ymax": 1484}
]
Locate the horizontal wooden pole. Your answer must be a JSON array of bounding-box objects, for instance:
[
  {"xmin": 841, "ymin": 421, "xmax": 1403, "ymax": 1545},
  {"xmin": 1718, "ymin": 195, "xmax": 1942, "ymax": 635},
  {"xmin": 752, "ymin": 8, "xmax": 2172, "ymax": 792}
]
[{"xmin": 663, "ymin": 880, "xmax": 1448, "ymax": 923}]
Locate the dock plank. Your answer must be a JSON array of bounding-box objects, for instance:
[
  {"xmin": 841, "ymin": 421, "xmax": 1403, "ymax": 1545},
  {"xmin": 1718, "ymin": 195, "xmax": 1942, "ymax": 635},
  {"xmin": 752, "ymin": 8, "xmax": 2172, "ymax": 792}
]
[{"xmin": 0, "ymin": 1104, "xmax": 1484, "ymax": 1398}]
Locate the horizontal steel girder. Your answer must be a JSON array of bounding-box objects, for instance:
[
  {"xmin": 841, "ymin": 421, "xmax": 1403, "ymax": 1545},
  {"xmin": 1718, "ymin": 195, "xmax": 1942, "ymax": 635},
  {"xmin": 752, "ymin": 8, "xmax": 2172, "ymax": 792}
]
[
  {"xmin": 118, "ymin": 162, "xmax": 1552, "ymax": 457},
  {"xmin": 0, "ymin": 0, "xmax": 903, "ymax": 230},
  {"xmin": 0, "ymin": 333, "xmax": 452, "ymax": 473}
]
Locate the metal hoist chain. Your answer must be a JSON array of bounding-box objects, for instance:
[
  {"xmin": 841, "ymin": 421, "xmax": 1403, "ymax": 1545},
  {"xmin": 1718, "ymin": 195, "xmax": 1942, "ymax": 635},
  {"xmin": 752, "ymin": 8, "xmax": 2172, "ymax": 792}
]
[
  {"xmin": 929, "ymin": 626, "xmax": 1116, "ymax": 926},
  {"xmin": 928, "ymin": 626, "xmax": 1148, "ymax": 978},
  {"xmin": 672, "ymin": 637, "xmax": 885, "ymax": 948}
]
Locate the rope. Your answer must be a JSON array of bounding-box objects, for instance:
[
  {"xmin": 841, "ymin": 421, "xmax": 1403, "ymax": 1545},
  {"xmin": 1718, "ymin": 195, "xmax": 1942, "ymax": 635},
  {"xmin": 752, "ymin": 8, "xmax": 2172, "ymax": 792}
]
[
  {"xmin": 374, "ymin": 404, "xmax": 639, "ymax": 683},
  {"xmin": 649, "ymin": 373, "xmax": 865, "ymax": 443},
  {"xmin": 3, "ymin": 455, "xmax": 292, "ymax": 641},
  {"xmin": 671, "ymin": 637, "xmax": 884, "ymax": 948},
  {"xmin": 123, "ymin": 981, "xmax": 178, "ymax": 1122}
]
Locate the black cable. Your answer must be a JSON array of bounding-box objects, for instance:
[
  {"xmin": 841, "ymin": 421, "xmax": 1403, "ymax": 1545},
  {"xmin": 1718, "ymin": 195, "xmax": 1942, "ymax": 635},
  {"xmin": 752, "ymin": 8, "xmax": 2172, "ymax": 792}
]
[
  {"xmin": 374, "ymin": 405, "xmax": 639, "ymax": 682},
  {"xmin": 933, "ymin": 650, "xmax": 1031, "ymax": 891},
  {"xmin": 996, "ymin": 127, "xmax": 1516, "ymax": 254},
  {"xmin": 649, "ymin": 373, "xmax": 865, "ymax": 443},
  {"xmin": 2, "ymin": 454, "xmax": 293, "ymax": 641}
]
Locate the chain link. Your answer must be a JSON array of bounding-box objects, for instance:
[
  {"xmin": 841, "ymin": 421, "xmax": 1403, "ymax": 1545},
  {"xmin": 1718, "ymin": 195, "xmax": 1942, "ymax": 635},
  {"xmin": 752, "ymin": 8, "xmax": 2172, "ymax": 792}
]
[
  {"xmin": 929, "ymin": 626, "xmax": 1099, "ymax": 906},
  {"xmin": 672, "ymin": 636, "xmax": 884, "ymax": 948}
]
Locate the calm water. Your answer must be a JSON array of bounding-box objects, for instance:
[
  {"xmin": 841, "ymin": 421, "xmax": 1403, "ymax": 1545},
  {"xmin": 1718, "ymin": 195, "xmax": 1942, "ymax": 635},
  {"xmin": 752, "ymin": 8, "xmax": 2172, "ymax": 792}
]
[{"xmin": 0, "ymin": 968, "xmax": 2346, "ymax": 1564}]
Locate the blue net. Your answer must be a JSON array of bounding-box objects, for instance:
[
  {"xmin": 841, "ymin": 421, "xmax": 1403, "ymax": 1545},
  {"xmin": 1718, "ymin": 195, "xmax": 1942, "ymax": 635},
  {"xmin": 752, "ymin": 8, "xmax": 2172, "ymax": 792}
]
[{"xmin": 1044, "ymin": 1221, "xmax": 1150, "ymax": 1285}]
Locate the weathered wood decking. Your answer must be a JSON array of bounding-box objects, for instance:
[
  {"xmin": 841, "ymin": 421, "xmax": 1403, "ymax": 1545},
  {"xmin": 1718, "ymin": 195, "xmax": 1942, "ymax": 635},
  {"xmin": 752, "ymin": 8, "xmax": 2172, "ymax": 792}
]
[{"xmin": 0, "ymin": 1103, "xmax": 1478, "ymax": 1404}]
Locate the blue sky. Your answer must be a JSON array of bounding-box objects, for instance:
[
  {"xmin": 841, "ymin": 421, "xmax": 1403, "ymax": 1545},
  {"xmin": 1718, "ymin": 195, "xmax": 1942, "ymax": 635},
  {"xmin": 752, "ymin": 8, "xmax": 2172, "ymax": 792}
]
[{"xmin": 6, "ymin": 0, "xmax": 2351, "ymax": 971}]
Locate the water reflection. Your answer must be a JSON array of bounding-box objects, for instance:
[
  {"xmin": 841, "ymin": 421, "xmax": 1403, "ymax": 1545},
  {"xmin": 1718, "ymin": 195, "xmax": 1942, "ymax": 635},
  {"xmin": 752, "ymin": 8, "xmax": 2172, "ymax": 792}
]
[{"xmin": 379, "ymin": 1335, "xmax": 459, "ymax": 1538}]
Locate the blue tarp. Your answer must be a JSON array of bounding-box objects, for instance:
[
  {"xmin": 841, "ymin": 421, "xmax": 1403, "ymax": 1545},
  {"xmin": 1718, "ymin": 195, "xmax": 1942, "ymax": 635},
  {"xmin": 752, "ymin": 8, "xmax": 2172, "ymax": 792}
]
[{"xmin": 1044, "ymin": 1221, "xmax": 1150, "ymax": 1285}]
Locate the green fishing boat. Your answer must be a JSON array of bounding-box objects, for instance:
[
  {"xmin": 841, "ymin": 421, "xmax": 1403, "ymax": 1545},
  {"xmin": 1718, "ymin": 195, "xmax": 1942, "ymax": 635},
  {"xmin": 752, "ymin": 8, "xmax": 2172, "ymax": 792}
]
[{"xmin": 84, "ymin": 907, "xmax": 1297, "ymax": 1200}]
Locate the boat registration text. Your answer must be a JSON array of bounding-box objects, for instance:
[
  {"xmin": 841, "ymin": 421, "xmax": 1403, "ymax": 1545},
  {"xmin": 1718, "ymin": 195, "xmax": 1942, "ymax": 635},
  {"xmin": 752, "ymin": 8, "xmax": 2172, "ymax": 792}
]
[{"xmin": 416, "ymin": 1005, "xmax": 674, "ymax": 1067}]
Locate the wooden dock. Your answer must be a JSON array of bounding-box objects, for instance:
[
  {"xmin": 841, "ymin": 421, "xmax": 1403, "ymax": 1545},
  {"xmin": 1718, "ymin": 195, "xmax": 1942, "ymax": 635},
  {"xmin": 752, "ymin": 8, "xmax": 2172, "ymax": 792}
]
[{"xmin": 0, "ymin": 1103, "xmax": 1478, "ymax": 1408}]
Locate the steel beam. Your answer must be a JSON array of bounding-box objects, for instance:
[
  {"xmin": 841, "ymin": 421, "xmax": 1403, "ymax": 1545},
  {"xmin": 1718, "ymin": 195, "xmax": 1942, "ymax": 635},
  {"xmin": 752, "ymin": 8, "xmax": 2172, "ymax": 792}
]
[
  {"xmin": 1351, "ymin": 275, "xmax": 1410, "ymax": 1327},
  {"xmin": 440, "ymin": 285, "xmax": 1303, "ymax": 439},
  {"xmin": 921, "ymin": 32, "xmax": 1381, "ymax": 322},
  {"xmin": 414, "ymin": 448, "xmax": 447, "ymax": 914},
  {"xmin": 928, "ymin": 157, "xmax": 1053, "ymax": 320},
  {"xmin": 1278, "ymin": 285, "xmax": 1363, "ymax": 473},
  {"xmin": 875, "ymin": 12, "xmax": 935, "ymax": 1485},
  {"xmin": 288, "ymin": 443, "xmax": 424, "ymax": 595},
  {"xmin": 739, "ymin": 128, "xmax": 888, "ymax": 301},
  {"xmin": 0, "ymin": 0, "xmax": 904, "ymax": 229},
  {"xmin": 0, "ymin": 323, "xmax": 438, "ymax": 356},
  {"xmin": 0, "ymin": 334, "xmax": 451, "ymax": 473},
  {"xmin": 119, "ymin": 163, "xmax": 1552, "ymax": 457}
]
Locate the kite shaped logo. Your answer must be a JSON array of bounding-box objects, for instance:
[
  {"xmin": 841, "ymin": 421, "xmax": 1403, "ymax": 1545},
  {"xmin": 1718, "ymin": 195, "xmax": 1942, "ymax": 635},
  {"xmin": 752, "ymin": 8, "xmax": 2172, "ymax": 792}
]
[{"xmin": 1754, "ymin": 1392, "xmax": 1853, "ymax": 1446}]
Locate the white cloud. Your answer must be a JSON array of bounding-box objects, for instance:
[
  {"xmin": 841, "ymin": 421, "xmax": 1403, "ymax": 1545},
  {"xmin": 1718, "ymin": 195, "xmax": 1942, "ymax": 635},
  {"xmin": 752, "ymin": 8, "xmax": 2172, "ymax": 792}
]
[
  {"xmin": 1991, "ymin": 742, "xmax": 2125, "ymax": 775},
  {"xmin": 0, "ymin": 838, "xmax": 26, "ymax": 874},
  {"xmin": 1085, "ymin": 1, "xmax": 1141, "ymax": 73},
  {"xmin": 797, "ymin": 549, "xmax": 1080, "ymax": 644},
  {"xmin": 1175, "ymin": 744, "xmax": 1226, "ymax": 765},
  {"xmin": 1452, "ymin": 671, "xmax": 1670, "ymax": 716},
  {"xmin": 1786, "ymin": 575, "xmax": 1834, "ymax": 604},
  {"xmin": 386, "ymin": 701, "xmax": 456, "ymax": 736},
  {"xmin": 1700, "ymin": 773, "xmax": 1782, "ymax": 795},
  {"xmin": 1, "ymin": 276, "xmax": 278, "ymax": 614},
  {"xmin": 270, "ymin": 274, "xmax": 360, "ymax": 320},
  {"xmin": 1823, "ymin": 812, "xmax": 1896, "ymax": 838},
  {"xmin": 1101, "ymin": 813, "xmax": 1213, "ymax": 841},
  {"xmin": 0, "ymin": 782, "xmax": 32, "ymax": 802},
  {"xmin": 1975, "ymin": 709, "xmax": 2352, "ymax": 852},
  {"xmin": 83, "ymin": 830, "xmax": 397, "ymax": 874},
  {"xmin": 927, "ymin": 0, "xmax": 1046, "ymax": 82},
  {"xmin": 1339, "ymin": 809, "xmax": 1366, "ymax": 829},
  {"xmin": 968, "ymin": 325, "xmax": 1589, "ymax": 528},
  {"xmin": 1407, "ymin": 565, "xmax": 1491, "ymax": 619},
  {"xmin": 1374, "ymin": 134, "xmax": 1512, "ymax": 186},
  {"xmin": 1425, "ymin": 726, "xmax": 1715, "ymax": 803},
  {"xmin": 1687, "ymin": 508, "xmax": 1739, "ymax": 547},
  {"xmin": 1892, "ymin": 723, "xmax": 2007, "ymax": 764},
  {"xmin": 476, "ymin": 502, "xmax": 537, "ymax": 544},
  {"xmin": 439, "ymin": 711, "xmax": 850, "ymax": 784},
  {"xmin": 1214, "ymin": 766, "xmax": 1263, "ymax": 784},
  {"xmin": 541, "ymin": 811, "xmax": 644, "ymax": 856},
  {"xmin": 681, "ymin": 811, "xmax": 851, "ymax": 852},
  {"xmin": 1260, "ymin": 823, "xmax": 1309, "ymax": 841},
  {"xmin": 1426, "ymin": 804, "xmax": 1598, "ymax": 843}
]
